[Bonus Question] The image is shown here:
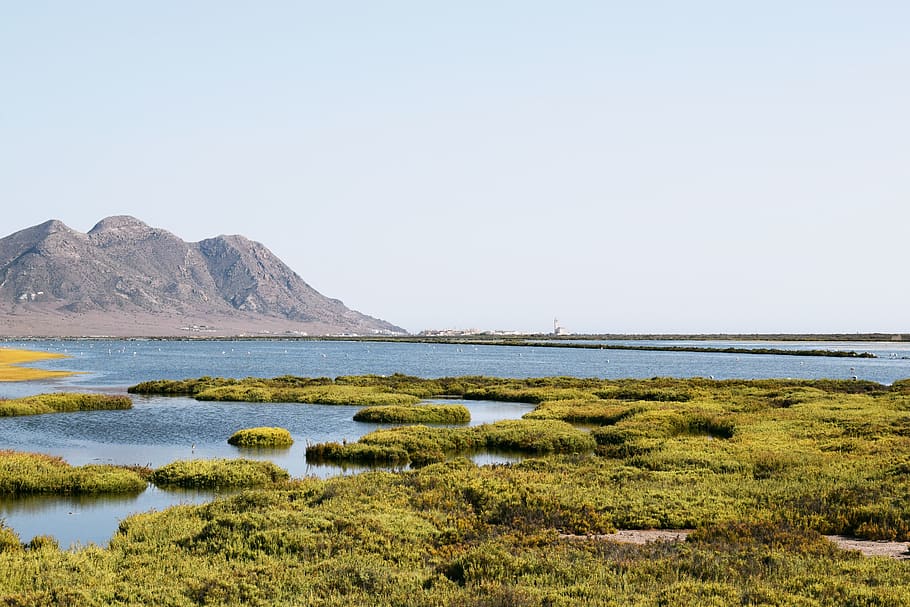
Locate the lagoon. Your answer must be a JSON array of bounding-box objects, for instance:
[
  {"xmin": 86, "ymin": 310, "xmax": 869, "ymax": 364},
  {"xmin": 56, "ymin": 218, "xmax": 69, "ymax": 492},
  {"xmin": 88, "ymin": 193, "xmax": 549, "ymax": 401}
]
[{"xmin": 1, "ymin": 338, "xmax": 908, "ymax": 547}]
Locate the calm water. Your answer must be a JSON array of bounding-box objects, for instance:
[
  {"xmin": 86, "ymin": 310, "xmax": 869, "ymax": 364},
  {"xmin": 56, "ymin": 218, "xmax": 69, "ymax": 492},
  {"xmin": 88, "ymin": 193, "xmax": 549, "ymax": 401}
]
[{"xmin": 1, "ymin": 338, "xmax": 909, "ymax": 547}]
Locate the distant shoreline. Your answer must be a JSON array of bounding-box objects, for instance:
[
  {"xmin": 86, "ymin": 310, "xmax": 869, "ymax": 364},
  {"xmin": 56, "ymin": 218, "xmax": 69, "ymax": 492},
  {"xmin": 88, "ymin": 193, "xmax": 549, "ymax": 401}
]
[{"xmin": 1, "ymin": 334, "xmax": 893, "ymax": 358}]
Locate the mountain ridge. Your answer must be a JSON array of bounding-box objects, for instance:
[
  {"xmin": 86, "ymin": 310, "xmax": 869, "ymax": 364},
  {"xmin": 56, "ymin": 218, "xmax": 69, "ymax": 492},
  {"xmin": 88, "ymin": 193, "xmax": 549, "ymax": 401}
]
[{"xmin": 0, "ymin": 216, "xmax": 405, "ymax": 337}]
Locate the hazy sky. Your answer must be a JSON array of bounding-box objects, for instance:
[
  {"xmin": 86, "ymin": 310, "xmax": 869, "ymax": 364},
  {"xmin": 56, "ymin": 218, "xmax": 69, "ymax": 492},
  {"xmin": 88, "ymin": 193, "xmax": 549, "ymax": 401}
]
[{"xmin": 2, "ymin": 2, "xmax": 907, "ymax": 334}]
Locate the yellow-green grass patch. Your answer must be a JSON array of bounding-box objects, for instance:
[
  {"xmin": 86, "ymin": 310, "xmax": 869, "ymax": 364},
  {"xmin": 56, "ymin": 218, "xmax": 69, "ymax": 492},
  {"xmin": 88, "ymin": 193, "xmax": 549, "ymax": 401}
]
[{"xmin": 0, "ymin": 348, "xmax": 74, "ymax": 382}]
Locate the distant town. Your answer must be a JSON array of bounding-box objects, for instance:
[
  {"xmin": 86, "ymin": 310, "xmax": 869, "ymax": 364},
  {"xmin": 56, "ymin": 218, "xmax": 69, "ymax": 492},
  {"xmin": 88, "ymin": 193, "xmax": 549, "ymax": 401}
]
[{"xmin": 419, "ymin": 319, "xmax": 572, "ymax": 338}]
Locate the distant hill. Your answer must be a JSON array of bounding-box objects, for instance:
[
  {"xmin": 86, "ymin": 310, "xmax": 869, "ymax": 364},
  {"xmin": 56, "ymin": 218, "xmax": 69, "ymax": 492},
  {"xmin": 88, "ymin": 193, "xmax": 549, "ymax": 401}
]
[{"xmin": 0, "ymin": 216, "xmax": 406, "ymax": 337}]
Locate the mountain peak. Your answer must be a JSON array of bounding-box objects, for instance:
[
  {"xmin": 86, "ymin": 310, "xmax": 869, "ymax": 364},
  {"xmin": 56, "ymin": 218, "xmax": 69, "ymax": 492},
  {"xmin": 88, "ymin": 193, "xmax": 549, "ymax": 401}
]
[
  {"xmin": 88, "ymin": 215, "xmax": 151, "ymax": 235},
  {"xmin": 39, "ymin": 219, "xmax": 72, "ymax": 232},
  {"xmin": 0, "ymin": 216, "xmax": 405, "ymax": 336},
  {"xmin": 26, "ymin": 219, "xmax": 76, "ymax": 239}
]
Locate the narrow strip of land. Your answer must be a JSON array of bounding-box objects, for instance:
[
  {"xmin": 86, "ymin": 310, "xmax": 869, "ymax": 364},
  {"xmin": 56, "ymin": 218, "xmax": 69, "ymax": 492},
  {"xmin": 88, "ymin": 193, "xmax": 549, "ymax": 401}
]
[
  {"xmin": 314, "ymin": 336, "xmax": 878, "ymax": 358},
  {"xmin": 0, "ymin": 348, "xmax": 74, "ymax": 382}
]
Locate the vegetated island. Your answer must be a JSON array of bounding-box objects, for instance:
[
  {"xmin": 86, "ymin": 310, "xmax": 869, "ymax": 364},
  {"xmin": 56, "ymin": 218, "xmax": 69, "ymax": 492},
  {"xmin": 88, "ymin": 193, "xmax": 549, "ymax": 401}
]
[
  {"xmin": 0, "ymin": 450, "xmax": 147, "ymax": 496},
  {"xmin": 353, "ymin": 404, "xmax": 471, "ymax": 424},
  {"xmin": 0, "ymin": 393, "xmax": 131, "ymax": 417},
  {"xmin": 0, "ymin": 348, "xmax": 74, "ymax": 381},
  {"xmin": 228, "ymin": 427, "xmax": 294, "ymax": 448},
  {"xmin": 2, "ymin": 374, "xmax": 910, "ymax": 604}
]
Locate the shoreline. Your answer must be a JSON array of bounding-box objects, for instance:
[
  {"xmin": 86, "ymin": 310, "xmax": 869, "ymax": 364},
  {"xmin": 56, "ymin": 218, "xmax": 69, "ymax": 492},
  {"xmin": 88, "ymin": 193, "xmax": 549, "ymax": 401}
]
[{"xmin": 3, "ymin": 334, "xmax": 882, "ymax": 358}]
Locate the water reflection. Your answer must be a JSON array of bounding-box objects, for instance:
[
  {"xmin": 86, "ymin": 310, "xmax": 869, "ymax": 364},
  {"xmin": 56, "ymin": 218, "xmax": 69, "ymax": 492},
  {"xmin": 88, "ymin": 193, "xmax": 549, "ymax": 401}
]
[
  {"xmin": 0, "ymin": 486, "xmax": 213, "ymax": 549},
  {"xmin": 0, "ymin": 398, "xmax": 534, "ymax": 547}
]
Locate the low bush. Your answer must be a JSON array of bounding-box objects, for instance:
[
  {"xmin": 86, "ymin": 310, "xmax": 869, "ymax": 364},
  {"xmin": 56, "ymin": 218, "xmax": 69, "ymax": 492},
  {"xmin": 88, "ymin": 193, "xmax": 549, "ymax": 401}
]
[
  {"xmin": 524, "ymin": 399, "xmax": 645, "ymax": 424},
  {"xmin": 150, "ymin": 459, "xmax": 289, "ymax": 489},
  {"xmin": 353, "ymin": 404, "xmax": 470, "ymax": 424},
  {"xmin": 227, "ymin": 427, "xmax": 294, "ymax": 448},
  {"xmin": 305, "ymin": 442, "xmax": 411, "ymax": 465},
  {"xmin": 307, "ymin": 420, "xmax": 595, "ymax": 465}
]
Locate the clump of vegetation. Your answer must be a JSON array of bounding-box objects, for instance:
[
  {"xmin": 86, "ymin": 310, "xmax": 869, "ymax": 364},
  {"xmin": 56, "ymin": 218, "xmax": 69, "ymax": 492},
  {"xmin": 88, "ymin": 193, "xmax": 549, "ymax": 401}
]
[
  {"xmin": 227, "ymin": 427, "xmax": 294, "ymax": 448},
  {"xmin": 353, "ymin": 404, "xmax": 471, "ymax": 424},
  {"xmin": 130, "ymin": 375, "xmax": 421, "ymax": 406},
  {"xmin": 594, "ymin": 386, "xmax": 692, "ymax": 402},
  {"xmin": 0, "ymin": 450, "xmax": 146, "ymax": 495},
  {"xmin": 150, "ymin": 459, "xmax": 290, "ymax": 489},
  {"xmin": 308, "ymin": 419, "xmax": 596, "ymax": 466},
  {"xmin": 304, "ymin": 442, "xmax": 410, "ymax": 465},
  {"xmin": 524, "ymin": 399, "xmax": 646, "ymax": 424},
  {"xmin": 195, "ymin": 384, "xmax": 424, "ymax": 406},
  {"xmin": 0, "ymin": 393, "xmax": 132, "ymax": 417}
]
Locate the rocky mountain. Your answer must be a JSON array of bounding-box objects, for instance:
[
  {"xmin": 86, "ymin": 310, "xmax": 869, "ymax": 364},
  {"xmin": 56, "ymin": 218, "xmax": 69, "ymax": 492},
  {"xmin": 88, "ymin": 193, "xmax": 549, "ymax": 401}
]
[{"xmin": 0, "ymin": 216, "xmax": 405, "ymax": 337}]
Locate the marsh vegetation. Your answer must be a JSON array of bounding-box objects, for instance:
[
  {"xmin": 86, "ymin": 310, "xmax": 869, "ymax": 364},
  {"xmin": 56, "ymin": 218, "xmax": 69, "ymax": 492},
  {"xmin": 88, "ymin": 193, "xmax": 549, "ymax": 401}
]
[
  {"xmin": 2, "ymin": 375, "xmax": 910, "ymax": 603},
  {"xmin": 227, "ymin": 427, "xmax": 294, "ymax": 448},
  {"xmin": 0, "ymin": 451, "xmax": 146, "ymax": 496},
  {"xmin": 149, "ymin": 459, "xmax": 290, "ymax": 489},
  {"xmin": 0, "ymin": 393, "xmax": 132, "ymax": 417},
  {"xmin": 352, "ymin": 404, "xmax": 471, "ymax": 424}
]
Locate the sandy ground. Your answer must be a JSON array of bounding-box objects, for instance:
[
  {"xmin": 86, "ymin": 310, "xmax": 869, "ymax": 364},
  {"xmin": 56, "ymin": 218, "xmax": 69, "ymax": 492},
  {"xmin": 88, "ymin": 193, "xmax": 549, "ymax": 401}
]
[
  {"xmin": 561, "ymin": 530, "xmax": 910, "ymax": 560},
  {"xmin": 0, "ymin": 348, "xmax": 74, "ymax": 381}
]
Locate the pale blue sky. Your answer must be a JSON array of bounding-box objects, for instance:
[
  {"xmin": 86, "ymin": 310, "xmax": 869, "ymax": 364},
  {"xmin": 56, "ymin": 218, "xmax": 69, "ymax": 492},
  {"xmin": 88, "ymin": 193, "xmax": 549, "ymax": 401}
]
[{"xmin": 2, "ymin": 2, "xmax": 907, "ymax": 334}]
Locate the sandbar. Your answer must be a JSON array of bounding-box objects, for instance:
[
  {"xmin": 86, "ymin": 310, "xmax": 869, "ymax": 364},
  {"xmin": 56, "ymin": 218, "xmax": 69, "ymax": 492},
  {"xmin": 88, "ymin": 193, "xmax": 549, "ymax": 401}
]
[{"xmin": 0, "ymin": 348, "xmax": 74, "ymax": 382}]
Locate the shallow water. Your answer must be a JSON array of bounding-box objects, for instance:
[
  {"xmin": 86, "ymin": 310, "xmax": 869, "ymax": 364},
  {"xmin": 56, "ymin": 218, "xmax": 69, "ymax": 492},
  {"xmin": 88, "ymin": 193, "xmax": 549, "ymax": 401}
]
[
  {"xmin": 2, "ymin": 338, "xmax": 909, "ymax": 395},
  {"xmin": 0, "ymin": 396, "xmax": 532, "ymax": 547}
]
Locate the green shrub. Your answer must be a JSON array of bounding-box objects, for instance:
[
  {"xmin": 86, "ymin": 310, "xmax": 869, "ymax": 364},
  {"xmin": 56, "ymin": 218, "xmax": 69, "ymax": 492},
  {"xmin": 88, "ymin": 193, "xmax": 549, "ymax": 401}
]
[
  {"xmin": 227, "ymin": 427, "xmax": 294, "ymax": 448},
  {"xmin": 0, "ymin": 450, "xmax": 147, "ymax": 495},
  {"xmin": 594, "ymin": 387, "xmax": 692, "ymax": 402},
  {"xmin": 27, "ymin": 535, "xmax": 59, "ymax": 551},
  {"xmin": 0, "ymin": 526, "xmax": 22, "ymax": 553},
  {"xmin": 150, "ymin": 459, "xmax": 289, "ymax": 489},
  {"xmin": 353, "ymin": 404, "xmax": 470, "ymax": 424},
  {"xmin": 0, "ymin": 393, "xmax": 132, "ymax": 417},
  {"xmin": 307, "ymin": 420, "xmax": 595, "ymax": 465},
  {"xmin": 305, "ymin": 442, "xmax": 411, "ymax": 465},
  {"xmin": 524, "ymin": 399, "xmax": 645, "ymax": 424},
  {"xmin": 480, "ymin": 420, "xmax": 596, "ymax": 454}
]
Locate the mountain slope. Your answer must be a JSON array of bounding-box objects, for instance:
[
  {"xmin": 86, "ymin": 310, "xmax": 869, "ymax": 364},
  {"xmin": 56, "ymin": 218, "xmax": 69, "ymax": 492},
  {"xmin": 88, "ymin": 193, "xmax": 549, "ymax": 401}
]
[{"xmin": 0, "ymin": 216, "xmax": 405, "ymax": 337}]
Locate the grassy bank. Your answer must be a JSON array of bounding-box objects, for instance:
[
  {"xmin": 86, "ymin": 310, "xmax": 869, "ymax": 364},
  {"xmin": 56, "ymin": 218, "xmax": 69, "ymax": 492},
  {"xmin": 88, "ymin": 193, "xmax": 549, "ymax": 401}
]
[
  {"xmin": 0, "ymin": 393, "xmax": 132, "ymax": 417},
  {"xmin": 0, "ymin": 348, "xmax": 74, "ymax": 382},
  {"xmin": 0, "ymin": 451, "xmax": 147, "ymax": 495},
  {"xmin": 130, "ymin": 376, "xmax": 422, "ymax": 406}
]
